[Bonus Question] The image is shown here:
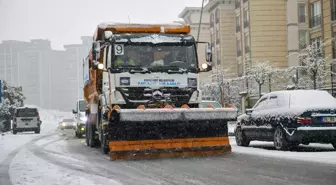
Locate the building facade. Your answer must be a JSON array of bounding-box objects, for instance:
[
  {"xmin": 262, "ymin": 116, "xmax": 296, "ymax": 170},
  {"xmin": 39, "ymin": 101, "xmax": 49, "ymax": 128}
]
[
  {"xmin": 306, "ymin": 0, "xmax": 336, "ymax": 92},
  {"xmin": 205, "ymin": 0, "xmax": 238, "ymax": 78},
  {"xmin": 235, "ymin": 0, "xmax": 308, "ymax": 77}
]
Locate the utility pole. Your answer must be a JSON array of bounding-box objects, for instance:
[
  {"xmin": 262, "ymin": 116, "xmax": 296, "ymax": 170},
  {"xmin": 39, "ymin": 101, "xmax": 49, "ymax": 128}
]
[{"xmin": 196, "ymin": 0, "xmax": 206, "ymax": 43}]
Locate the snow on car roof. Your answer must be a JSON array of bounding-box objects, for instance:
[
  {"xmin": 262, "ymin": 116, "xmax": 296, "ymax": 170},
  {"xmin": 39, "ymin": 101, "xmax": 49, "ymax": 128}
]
[{"xmin": 274, "ymin": 90, "xmax": 336, "ymax": 109}]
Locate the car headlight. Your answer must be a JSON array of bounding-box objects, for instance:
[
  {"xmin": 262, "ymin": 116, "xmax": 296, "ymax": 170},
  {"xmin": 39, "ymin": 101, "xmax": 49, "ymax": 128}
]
[
  {"xmin": 80, "ymin": 116, "xmax": 87, "ymax": 122},
  {"xmin": 62, "ymin": 122, "xmax": 66, "ymax": 127}
]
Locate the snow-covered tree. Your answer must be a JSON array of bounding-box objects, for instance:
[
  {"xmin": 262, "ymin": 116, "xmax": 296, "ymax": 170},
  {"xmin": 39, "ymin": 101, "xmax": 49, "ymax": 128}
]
[
  {"xmin": 297, "ymin": 38, "xmax": 335, "ymax": 89},
  {"xmin": 247, "ymin": 61, "xmax": 278, "ymax": 97},
  {"xmin": 0, "ymin": 81, "xmax": 25, "ymax": 131}
]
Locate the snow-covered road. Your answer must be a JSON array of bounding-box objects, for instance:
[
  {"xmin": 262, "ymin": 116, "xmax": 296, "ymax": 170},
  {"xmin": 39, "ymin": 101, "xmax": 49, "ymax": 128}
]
[{"xmin": 1, "ymin": 109, "xmax": 336, "ymax": 185}]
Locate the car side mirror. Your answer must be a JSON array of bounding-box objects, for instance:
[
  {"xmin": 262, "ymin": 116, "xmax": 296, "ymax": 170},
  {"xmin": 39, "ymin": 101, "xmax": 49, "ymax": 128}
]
[{"xmin": 245, "ymin": 109, "xmax": 253, "ymax": 115}]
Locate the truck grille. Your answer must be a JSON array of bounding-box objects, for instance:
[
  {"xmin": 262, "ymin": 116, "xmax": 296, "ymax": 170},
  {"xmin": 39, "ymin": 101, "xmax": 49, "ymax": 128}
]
[{"xmin": 116, "ymin": 87, "xmax": 196, "ymax": 106}]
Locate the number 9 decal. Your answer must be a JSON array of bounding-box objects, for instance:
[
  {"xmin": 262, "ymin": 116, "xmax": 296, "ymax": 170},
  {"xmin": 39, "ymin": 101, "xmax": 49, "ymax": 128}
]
[{"xmin": 114, "ymin": 44, "xmax": 124, "ymax": 55}]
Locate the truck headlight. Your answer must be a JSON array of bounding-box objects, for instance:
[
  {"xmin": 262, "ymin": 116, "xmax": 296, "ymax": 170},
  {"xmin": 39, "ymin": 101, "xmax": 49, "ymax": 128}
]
[
  {"xmin": 62, "ymin": 122, "xmax": 66, "ymax": 127},
  {"xmin": 188, "ymin": 78, "xmax": 197, "ymax": 87},
  {"xmin": 80, "ymin": 116, "xmax": 87, "ymax": 122}
]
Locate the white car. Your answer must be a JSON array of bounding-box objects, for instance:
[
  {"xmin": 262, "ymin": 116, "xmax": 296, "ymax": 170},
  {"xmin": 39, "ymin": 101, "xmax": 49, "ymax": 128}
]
[{"xmin": 12, "ymin": 107, "xmax": 42, "ymax": 134}]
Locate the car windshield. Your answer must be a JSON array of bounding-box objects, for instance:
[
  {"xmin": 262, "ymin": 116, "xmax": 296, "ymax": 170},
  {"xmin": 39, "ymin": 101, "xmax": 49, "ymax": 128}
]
[
  {"xmin": 200, "ymin": 102, "xmax": 222, "ymax": 108},
  {"xmin": 16, "ymin": 108, "xmax": 38, "ymax": 117},
  {"xmin": 111, "ymin": 34, "xmax": 197, "ymax": 72},
  {"xmin": 78, "ymin": 101, "xmax": 86, "ymax": 112},
  {"xmin": 63, "ymin": 119, "xmax": 75, "ymax": 122}
]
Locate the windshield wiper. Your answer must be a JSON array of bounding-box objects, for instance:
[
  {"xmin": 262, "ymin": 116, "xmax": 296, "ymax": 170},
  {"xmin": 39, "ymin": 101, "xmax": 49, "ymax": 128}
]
[
  {"xmin": 149, "ymin": 65, "xmax": 189, "ymax": 74},
  {"xmin": 112, "ymin": 65, "xmax": 150, "ymax": 74}
]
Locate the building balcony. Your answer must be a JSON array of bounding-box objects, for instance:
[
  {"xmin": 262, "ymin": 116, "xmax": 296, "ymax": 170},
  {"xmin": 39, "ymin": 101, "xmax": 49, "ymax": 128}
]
[
  {"xmin": 299, "ymin": 14, "xmax": 306, "ymax": 23},
  {"xmin": 309, "ymin": 14, "xmax": 322, "ymax": 28},
  {"xmin": 236, "ymin": 25, "xmax": 241, "ymax": 32},
  {"xmin": 244, "ymin": 21, "xmax": 249, "ymax": 28},
  {"xmin": 332, "ymin": 9, "xmax": 336, "ymax": 22}
]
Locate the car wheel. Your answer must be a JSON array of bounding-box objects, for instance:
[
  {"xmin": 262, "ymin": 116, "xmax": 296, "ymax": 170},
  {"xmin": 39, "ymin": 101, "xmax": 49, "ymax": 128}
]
[
  {"xmin": 35, "ymin": 129, "xmax": 40, "ymax": 134},
  {"xmin": 235, "ymin": 127, "xmax": 250, "ymax": 147},
  {"xmin": 332, "ymin": 141, "xmax": 336, "ymax": 149},
  {"xmin": 274, "ymin": 126, "xmax": 289, "ymax": 150}
]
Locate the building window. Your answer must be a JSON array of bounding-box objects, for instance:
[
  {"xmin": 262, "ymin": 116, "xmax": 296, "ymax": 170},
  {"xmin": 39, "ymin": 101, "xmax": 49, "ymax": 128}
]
[
  {"xmin": 210, "ymin": 13, "xmax": 214, "ymax": 28},
  {"xmin": 311, "ymin": 37, "xmax": 322, "ymax": 55},
  {"xmin": 332, "ymin": 0, "xmax": 336, "ymax": 21},
  {"xmin": 243, "ymin": 10, "xmax": 249, "ymax": 28},
  {"xmin": 244, "ymin": 34, "xmax": 250, "ymax": 53},
  {"xmin": 215, "ymin": 8, "xmax": 220, "ymax": 24},
  {"xmin": 237, "ymin": 39, "xmax": 242, "ymax": 56},
  {"xmin": 236, "ymin": 15, "xmax": 241, "ymax": 32},
  {"xmin": 216, "ymin": 50, "xmax": 221, "ymax": 66},
  {"xmin": 216, "ymin": 26, "xmax": 220, "ymax": 45},
  {"xmin": 235, "ymin": 0, "xmax": 240, "ymax": 9},
  {"xmin": 238, "ymin": 63, "xmax": 243, "ymax": 77},
  {"xmin": 299, "ymin": 30, "xmax": 307, "ymax": 50},
  {"xmin": 298, "ymin": 4, "xmax": 306, "ymax": 23},
  {"xmin": 310, "ymin": 1, "xmax": 322, "ymax": 28}
]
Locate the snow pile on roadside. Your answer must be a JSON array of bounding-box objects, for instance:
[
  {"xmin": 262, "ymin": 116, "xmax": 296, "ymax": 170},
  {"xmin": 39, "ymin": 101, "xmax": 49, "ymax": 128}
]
[
  {"xmin": 230, "ymin": 137, "xmax": 336, "ymax": 165},
  {"xmin": 0, "ymin": 105, "xmax": 71, "ymax": 163},
  {"xmin": 10, "ymin": 149, "xmax": 122, "ymax": 185}
]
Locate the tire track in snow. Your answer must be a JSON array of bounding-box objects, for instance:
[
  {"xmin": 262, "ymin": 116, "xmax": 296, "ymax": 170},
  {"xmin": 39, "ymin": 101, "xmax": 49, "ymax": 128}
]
[
  {"xmin": 28, "ymin": 133, "xmax": 159, "ymax": 185},
  {"xmin": 0, "ymin": 131, "xmax": 57, "ymax": 185}
]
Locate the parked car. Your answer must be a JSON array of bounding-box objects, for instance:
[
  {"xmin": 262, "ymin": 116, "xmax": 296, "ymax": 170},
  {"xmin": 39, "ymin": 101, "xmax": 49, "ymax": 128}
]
[
  {"xmin": 12, "ymin": 107, "xmax": 42, "ymax": 134},
  {"xmin": 235, "ymin": 90, "xmax": 336, "ymax": 150},
  {"xmin": 58, "ymin": 118, "xmax": 76, "ymax": 130}
]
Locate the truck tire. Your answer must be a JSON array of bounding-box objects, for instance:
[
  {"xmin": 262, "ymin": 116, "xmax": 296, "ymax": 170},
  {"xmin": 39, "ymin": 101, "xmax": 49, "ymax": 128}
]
[
  {"xmin": 101, "ymin": 133, "xmax": 109, "ymax": 154},
  {"xmin": 85, "ymin": 124, "xmax": 90, "ymax": 146},
  {"xmin": 88, "ymin": 124, "xmax": 96, "ymax": 147}
]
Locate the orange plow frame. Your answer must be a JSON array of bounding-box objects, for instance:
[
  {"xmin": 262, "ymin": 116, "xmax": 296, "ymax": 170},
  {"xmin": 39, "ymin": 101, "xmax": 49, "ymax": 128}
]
[{"xmin": 108, "ymin": 136, "xmax": 231, "ymax": 160}]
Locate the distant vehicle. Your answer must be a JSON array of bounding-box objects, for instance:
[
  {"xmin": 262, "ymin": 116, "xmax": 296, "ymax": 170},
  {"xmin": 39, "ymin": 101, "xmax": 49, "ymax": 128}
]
[
  {"xmin": 235, "ymin": 90, "xmax": 336, "ymax": 150},
  {"xmin": 12, "ymin": 107, "xmax": 42, "ymax": 134},
  {"xmin": 199, "ymin": 100, "xmax": 222, "ymax": 108},
  {"xmin": 72, "ymin": 99, "xmax": 87, "ymax": 138},
  {"xmin": 58, "ymin": 118, "xmax": 76, "ymax": 130}
]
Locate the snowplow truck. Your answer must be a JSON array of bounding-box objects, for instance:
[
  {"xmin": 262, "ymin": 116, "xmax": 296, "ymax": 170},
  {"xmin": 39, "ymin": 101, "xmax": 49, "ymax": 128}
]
[{"xmin": 83, "ymin": 22, "xmax": 238, "ymax": 160}]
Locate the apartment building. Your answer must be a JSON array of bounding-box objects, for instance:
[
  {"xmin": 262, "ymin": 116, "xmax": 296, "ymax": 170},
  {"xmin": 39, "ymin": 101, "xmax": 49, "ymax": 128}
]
[
  {"xmin": 178, "ymin": 7, "xmax": 212, "ymax": 83},
  {"xmin": 306, "ymin": 0, "xmax": 336, "ymax": 92},
  {"xmin": 235, "ymin": 0, "xmax": 308, "ymax": 77},
  {"xmin": 204, "ymin": 0, "xmax": 238, "ymax": 78}
]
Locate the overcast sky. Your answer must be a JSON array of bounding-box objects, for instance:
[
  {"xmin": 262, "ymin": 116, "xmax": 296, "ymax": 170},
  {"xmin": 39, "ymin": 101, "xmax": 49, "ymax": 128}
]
[{"xmin": 0, "ymin": 0, "xmax": 202, "ymax": 50}]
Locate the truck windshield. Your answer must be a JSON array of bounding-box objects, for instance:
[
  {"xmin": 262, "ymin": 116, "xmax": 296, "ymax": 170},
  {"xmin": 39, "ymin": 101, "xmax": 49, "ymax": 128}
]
[{"xmin": 111, "ymin": 34, "xmax": 198, "ymax": 72}]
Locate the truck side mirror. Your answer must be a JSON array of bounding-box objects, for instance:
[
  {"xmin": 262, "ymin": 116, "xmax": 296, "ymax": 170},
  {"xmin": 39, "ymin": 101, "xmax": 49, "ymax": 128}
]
[{"xmin": 72, "ymin": 109, "xmax": 77, "ymax": 114}]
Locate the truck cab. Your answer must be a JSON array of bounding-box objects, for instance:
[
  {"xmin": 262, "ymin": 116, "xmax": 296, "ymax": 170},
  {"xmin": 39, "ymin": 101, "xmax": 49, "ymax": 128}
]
[{"xmin": 72, "ymin": 99, "xmax": 87, "ymax": 138}]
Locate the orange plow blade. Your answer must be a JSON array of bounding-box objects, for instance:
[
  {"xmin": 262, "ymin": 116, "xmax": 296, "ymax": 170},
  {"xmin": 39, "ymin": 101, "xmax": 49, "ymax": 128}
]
[{"xmin": 108, "ymin": 137, "xmax": 231, "ymax": 160}]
